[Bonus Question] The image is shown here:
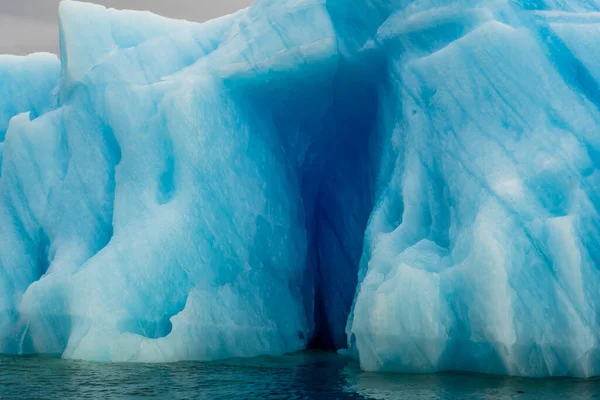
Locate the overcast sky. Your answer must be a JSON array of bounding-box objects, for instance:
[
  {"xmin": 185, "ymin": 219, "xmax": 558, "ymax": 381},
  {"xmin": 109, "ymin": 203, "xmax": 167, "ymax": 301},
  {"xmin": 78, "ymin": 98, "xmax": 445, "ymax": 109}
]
[{"xmin": 0, "ymin": 0, "xmax": 253, "ymax": 55}]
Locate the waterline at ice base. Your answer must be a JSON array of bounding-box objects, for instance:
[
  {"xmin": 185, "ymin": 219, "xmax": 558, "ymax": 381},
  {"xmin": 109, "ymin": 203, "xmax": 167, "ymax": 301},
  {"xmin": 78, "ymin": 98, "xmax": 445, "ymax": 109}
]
[{"xmin": 2, "ymin": 0, "xmax": 600, "ymax": 378}]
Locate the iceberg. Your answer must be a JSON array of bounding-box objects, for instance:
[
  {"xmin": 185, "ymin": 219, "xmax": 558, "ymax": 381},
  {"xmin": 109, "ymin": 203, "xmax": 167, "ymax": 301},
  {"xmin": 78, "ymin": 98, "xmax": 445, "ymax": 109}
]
[{"xmin": 1, "ymin": 0, "xmax": 600, "ymax": 378}]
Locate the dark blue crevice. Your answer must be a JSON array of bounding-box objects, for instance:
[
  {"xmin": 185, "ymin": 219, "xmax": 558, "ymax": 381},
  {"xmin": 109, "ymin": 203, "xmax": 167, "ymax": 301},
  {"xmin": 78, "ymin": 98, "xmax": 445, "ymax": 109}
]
[
  {"xmin": 227, "ymin": 46, "xmax": 388, "ymax": 350},
  {"xmin": 309, "ymin": 57, "xmax": 386, "ymax": 349}
]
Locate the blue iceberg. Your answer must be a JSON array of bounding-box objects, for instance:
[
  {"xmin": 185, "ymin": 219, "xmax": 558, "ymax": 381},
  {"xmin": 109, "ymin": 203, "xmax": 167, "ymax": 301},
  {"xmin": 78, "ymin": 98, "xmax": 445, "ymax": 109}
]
[{"xmin": 1, "ymin": 0, "xmax": 600, "ymax": 378}]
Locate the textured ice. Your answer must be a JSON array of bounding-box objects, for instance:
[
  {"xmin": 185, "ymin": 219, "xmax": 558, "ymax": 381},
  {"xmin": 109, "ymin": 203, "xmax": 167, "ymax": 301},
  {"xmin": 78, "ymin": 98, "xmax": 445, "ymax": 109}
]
[
  {"xmin": 2, "ymin": 0, "xmax": 600, "ymax": 378},
  {"xmin": 346, "ymin": 2, "xmax": 600, "ymax": 378},
  {"xmin": 0, "ymin": 53, "xmax": 60, "ymax": 170}
]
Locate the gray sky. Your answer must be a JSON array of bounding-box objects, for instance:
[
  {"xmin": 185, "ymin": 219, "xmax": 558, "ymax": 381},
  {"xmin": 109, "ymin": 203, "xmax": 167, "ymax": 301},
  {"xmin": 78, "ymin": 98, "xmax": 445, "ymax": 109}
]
[{"xmin": 0, "ymin": 0, "xmax": 253, "ymax": 55}]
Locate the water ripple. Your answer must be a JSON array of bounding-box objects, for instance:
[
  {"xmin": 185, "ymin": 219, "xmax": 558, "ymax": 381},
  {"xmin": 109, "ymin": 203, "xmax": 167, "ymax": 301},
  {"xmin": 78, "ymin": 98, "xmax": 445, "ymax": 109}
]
[{"xmin": 1, "ymin": 352, "xmax": 599, "ymax": 399}]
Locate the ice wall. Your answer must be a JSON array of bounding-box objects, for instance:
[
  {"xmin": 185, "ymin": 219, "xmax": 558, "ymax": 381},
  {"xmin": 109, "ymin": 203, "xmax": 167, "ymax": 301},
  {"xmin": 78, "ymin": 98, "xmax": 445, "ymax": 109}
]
[
  {"xmin": 1, "ymin": 1, "xmax": 313, "ymax": 361},
  {"xmin": 346, "ymin": 0, "xmax": 600, "ymax": 378}
]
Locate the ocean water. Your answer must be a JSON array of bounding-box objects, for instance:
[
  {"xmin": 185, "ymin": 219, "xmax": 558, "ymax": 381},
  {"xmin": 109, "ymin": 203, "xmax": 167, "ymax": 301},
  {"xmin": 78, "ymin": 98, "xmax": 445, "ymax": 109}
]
[{"xmin": 1, "ymin": 351, "xmax": 599, "ymax": 399}]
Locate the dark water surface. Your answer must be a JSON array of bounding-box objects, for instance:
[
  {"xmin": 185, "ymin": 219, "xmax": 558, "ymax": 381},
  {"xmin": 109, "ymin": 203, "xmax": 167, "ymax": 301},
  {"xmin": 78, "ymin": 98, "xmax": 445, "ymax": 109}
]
[{"xmin": 1, "ymin": 351, "xmax": 600, "ymax": 399}]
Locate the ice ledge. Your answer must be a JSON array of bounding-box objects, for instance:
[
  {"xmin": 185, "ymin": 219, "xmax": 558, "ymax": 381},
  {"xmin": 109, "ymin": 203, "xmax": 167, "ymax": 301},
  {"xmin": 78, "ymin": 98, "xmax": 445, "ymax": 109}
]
[{"xmin": 58, "ymin": 1, "xmax": 198, "ymax": 84}]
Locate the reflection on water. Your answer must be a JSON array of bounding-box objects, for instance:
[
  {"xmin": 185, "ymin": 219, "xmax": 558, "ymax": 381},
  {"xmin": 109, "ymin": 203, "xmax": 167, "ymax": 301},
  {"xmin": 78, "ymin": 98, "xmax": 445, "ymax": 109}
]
[
  {"xmin": 348, "ymin": 369, "xmax": 600, "ymax": 400},
  {"xmin": 1, "ymin": 351, "xmax": 599, "ymax": 399}
]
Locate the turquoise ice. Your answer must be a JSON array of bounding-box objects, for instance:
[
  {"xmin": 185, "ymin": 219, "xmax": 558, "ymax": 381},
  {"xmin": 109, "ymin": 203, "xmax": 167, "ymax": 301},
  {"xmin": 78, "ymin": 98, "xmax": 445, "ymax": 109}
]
[
  {"xmin": 2, "ymin": 0, "xmax": 600, "ymax": 377},
  {"xmin": 0, "ymin": 53, "xmax": 60, "ymax": 170}
]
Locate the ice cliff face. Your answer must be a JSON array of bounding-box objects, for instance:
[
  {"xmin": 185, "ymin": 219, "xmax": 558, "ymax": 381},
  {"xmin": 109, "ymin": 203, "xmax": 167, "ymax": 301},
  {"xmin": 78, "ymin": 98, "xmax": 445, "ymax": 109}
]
[
  {"xmin": 349, "ymin": 2, "xmax": 600, "ymax": 377},
  {"xmin": 2, "ymin": 0, "xmax": 600, "ymax": 377}
]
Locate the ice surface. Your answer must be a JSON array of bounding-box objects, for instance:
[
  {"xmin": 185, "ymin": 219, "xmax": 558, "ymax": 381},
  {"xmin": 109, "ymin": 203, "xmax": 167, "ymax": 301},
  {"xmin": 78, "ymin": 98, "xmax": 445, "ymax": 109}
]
[
  {"xmin": 0, "ymin": 53, "xmax": 60, "ymax": 170},
  {"xmin": 346, "ymin": 1, "xmax": 600, "ymax": 378},
  {"xmin": 2, "ymin": 0, "xmax": 600, "ymax": 377}
]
